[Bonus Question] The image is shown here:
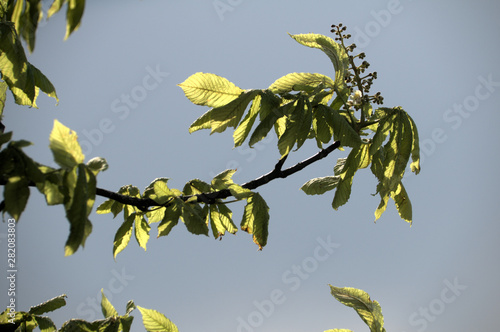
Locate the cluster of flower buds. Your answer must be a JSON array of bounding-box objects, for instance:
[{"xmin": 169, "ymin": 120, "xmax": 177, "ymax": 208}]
[{"xmin": 330, "ymin": 23, "xmax": 384, "ymax": 106}]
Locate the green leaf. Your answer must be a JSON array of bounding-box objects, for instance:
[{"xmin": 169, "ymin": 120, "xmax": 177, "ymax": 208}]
[
  {"xmin": 47, "ymin": 0, "xmax": 65, "ymax": 18},
  {"xmin": 268, "ymin": 72, "xmax": 335, "ymax": 94},
  {"xmin": 101, "ymin": 289, "xmax": 119, "ymax": 318},
  {"xmin": 301, "ymin": 176, "xmax": 340, "ymax": 195},
  {"xmin": 324, "ymin": 330, "xmax": 354, "ymax": 332},
  {"xmin": 179, "ymin": 72, "xmax": 243, "ymax": 108},
  {"xmin": 211, "ymin": 169, "xmax": 236, "ymax": 190},
  {"xmin": 96, "ymin": 199, "xmax": 114, "ymax": 214},
  {"xmin": 329, "ymin": 285, "xmax": 385, "ymax": 332},
  {"xmin": 0, "ymin": 22, "xmax": 58, "ymax": 106},
  {"xmin": 325, "ymin": 105, "xmax": 361, "ymax": 148},
  {"xmin": 241, "ymin": 193, "xmax": 269, "ymax": 250},
  {"xmin": 29, "ymin": 295, "xmax": 67, "ymax": 315},
  {"xmin": 209, "ymin": 204, "xmax": 237, "ymax": 238},
  {"xmin": 3, "ymin": 176, "xmax": 29, "ymax": 220},
  {"xmin": 211, "ymin": 169, "xmax": 252, "ymax": 200},
  {"xmin": 182, "ymin": 179, "xmax": 211, "ymax": 196},
  {"xmin": 0, "ymin": 132, "xmax": 12, "ymax": 148},
  {"xmin": 64, "ymin": 165, "xmax": 95, "ymax": 256},
  {"xmin": 125, "ymin": 300, "xmax": 136, "ymax": 315},
  {"xmin": 113, "ymin": 213, "xmax": 134, "ymax": 259},
  {"xmin": 152, "ymin": 180, "xmax": 178, "ymax": 205},
  {"xmin": 49, "ymin": 120, "xmax": 84, "ymax": 170},
  {"xmin": 36, "ymin": 167, "xmax": 65, "ymax": 206},
  {"xmin": 369, "ymin": 107, "xmax": 417, "ymax": 224},
  {"xmin": 181, "ymin": 202, "xmax": 209, "ymax": 236},
  {"xmin": 392, "ymin": 182, "xmax": 412, "ymax": 223},
  {"xmin": 33, "ymin": 315, "xmax": 58, "ymax": 332},
  {"xmin": 137, "ymin": 306, "xmax": 179, "ymax": 332},
  {"xmin": 312, "ymin": 104, "xmax": 335, "ymax": 147},
  {"xmin": 332, "ymin": 143, "xmax": 370, "ymax": 210},
  {"xmin": 86, "ymin": 157, "xmax": 108, "ymax": 175},
  {"xmin": 289, "ymin": 33, "xmax": 350, "ymax": 102},
  {"xmin": 134, "ymin": 214, "xmax": 151, "ymax": 250},
  {"xmin": 248, "ymin": 103, "xmax": 285, "ymax": 147},
  {"xmin": 146, "ymin": 207, "xmax": 165, "ymax": 224},
  {"xmin": 189, "ymin": 89, "xmax": 259, "ymax": 134},
  {"xmin": 96, "ymin": 198, "xmax": 124, "ymax": 218},
  {"xmin": 64, "ymin": 0, "xmax": 85, "ymax": 40},
  {"xmin": 233, "ymin": 93, "xmax": 262, "ymax": 147},
  {"xmin": 19, "ymin": 0, "xmax": 43, "ymax": 53},
  {"xmin": 143, "ymin": 177, "xmax": 173, "ymax": 202},
  {"xmin": 0, "ymin": 72, "xmax": 7, "ymax": 116},
  {"xmin": 228, "ymin": 183, "xmax": 253, "ymax": 200},
  {"xmin": 119, "ymin": 316, "xmax": 134, "ymax": 332},
  {"xmin": 60, "ymin": 318, "xmax": 103, "ymax": 332},
  {"xmin": 407, "ymin": 113, "xmax": 421, "ymax": 174},
  {"xmin": 277, "ymin": 97, "xmax": 312, "ymax": 156},
  {"xmin": 157, "ymin": 199, "xmax": 182, "ymax": 238}
]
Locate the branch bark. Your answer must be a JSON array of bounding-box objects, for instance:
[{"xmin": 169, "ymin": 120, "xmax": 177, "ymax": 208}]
[
  {"xmin": 1, "ymin": 141, "xmax": 341, "ymax": 211},
  {"xmin": 96, "ymin": 140, "xmax": 341, "ymax": 209}
]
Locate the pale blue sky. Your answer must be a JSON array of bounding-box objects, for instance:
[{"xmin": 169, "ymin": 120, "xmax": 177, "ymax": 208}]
[{"xmin": 1, "ymin": 1, "xmax": 500, "ymax": 331}]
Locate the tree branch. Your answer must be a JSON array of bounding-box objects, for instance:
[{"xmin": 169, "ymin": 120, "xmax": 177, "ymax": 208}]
[{"xmin": 1, "ymin": 141, "xmax": 341, "ymax": 212}]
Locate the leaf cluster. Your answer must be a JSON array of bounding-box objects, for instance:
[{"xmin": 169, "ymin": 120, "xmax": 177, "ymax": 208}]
[
  {"xmin": 0, "ymin": 120, "xmax": 108, "ymax": 256},
  {"xmin": 0, "ymin": 0, "xmax": 86, "ymax": 108},
  {"xmin": 97, "ymin": 168, "xmax": 270, "ymax": 258},
  {"xmin": 0, "ymin": 292, "xmax": 178, "ymax": 332},
  {"xmin": 325, "ymin": 285, "xmax": 386, "ymax": 332},
  {"xmin": 0, "ymin": 284, "xmax": 387, "ymax": 332},
  {"xmin": 179, "ymin": 30, "xmax": 420, "ymax": 224},
  {"xmin": 0, "ymin": 26, "xmax": 421, "ymax": 257}
]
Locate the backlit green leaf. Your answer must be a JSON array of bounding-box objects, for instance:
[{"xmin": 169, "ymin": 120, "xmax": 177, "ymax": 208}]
[
  {"xmin": 63, "ymin": 165, "xmax": 95, "ymax": 256},
  {"xmin": 241, "ymin": 193, "xmax": 269, "ymax": 250},
  {"xmin": 153, "ymin": 180, "xmax": 175, "ymax": 205},
  {"xmin": 143, "ymin": 177, "xmax": 170, "ymax": 201},
  {"xmin": 329, "ymin": 285, "xmax": 385, "ymax": 332},
  {"xmin": 134, "ymin": 214, "xmax": 150, "ymax": 250},
  {"xmin": 29, "ymin": 294, "xmax": 67, "ymax": 316},
  {"xmin": 137, "ymin": 306, "xmax": 179, "ymax": 332},
  {"xmin": 96, "ymin": 198, "xmax": 123, "ymax": 218},
  {"xmin": 113, "ymin": 214, "xmax": 134, "ymax": 259},
  {"xmin": 0, "ymin": 22, "xmax": 58, "ymax": 106},
  {"xmin": 301, "ymin": 176, "xmax": 340, "ymax": 195},
  {"xmin": 289, "ymin": 33, "xmax": 349, "ymax": 101},
  {"xmin": 269, "ymin": 72, "xmax": 334, "ymax": 94},
  {"xmin": 189, "ymin": 89, "xmax": 259, "ymax": 134},
  {"xmin": 233, "ymin": 93, "xmax": 262, "ymax": 147},
  {"xmin": 4, "ymin": 176, "xmax": 29, "ymax": 220},
  {"xmin": 101, "ymin": 289, "xmax": 119, "ymax": 318},
  {"xmin": 277, "ymin": 98, "xmax": 309, "ymax": 156},
  {"xmin": 86, "ymin": 157, "xmax": 108, "ymax": 175},
  {"xmin": 157, "ymin": 199, "xmax": 182, "ymax": 237},
  {"xmin": 210, "ymin": 204, "xmax": 237, "ymax": 238},
  {"xmin": 47, "ymin": 0, "xmax": 65, "ymax": 18},
  {"xmin": 312, "ymin": 104, "xmax": 335, "ymax": 147},
  {"xmin": 407, "ymin": 114, "xmax": 421, "ymax": 174},
  {"xmin": 36, "ymin": 167, "xmax": 65, "ymax": 205},
  {"xmin": 181, "ymin": 202, "xmax": 208, "ymax": 236},
  {"xmin": 64, "ymin": 0, "xmax": 85, "ymax": 40},
  {"xmin": 33, "ymin": 315, "xmax": 57, "ymax": 332},
  {"xmin": 392, "ymin": 182, "xmax": 412, "ymax": 224},
  {"xmin": 146, "ymin": 207, "xmax": 165, "ymax": 224},
  {"xmin": 179, "ymin": 72, "xmax": 243, "ymax": 108},
  {"xmin": 248, "ymin": 95, "xmax": 285, "ymax": 146},
  {"xmin": 49, "ymin": 120, "xmax": 84, "ymax": 170},
  {"xmin": 332, "ymin": 143, "xmax": 370, "ymax": 210},
  {"xmin": 183, "ymin": 179, "xmax": 211, "ymax": 196}
]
